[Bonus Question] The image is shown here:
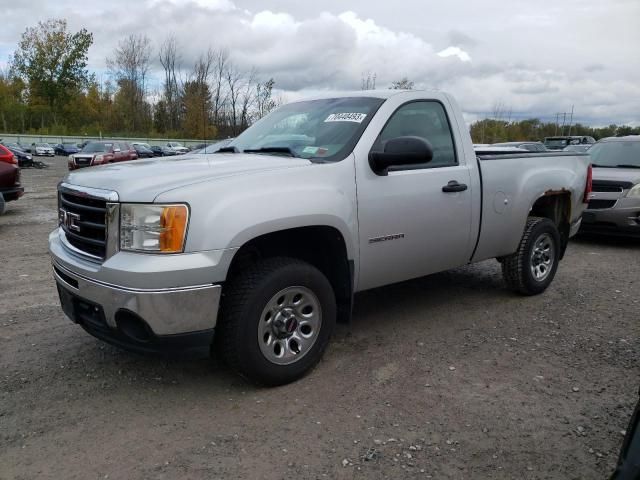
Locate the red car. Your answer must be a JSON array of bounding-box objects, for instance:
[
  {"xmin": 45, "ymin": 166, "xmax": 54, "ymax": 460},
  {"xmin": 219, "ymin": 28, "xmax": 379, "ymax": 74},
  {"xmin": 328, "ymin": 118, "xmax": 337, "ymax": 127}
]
[
  {"xmin": 68, "ymin": 141, "xmax": 138, "ymax": 170},
  {"xmin": 0, "ymin": 145, "xmax": 24, "ymax": 215}
]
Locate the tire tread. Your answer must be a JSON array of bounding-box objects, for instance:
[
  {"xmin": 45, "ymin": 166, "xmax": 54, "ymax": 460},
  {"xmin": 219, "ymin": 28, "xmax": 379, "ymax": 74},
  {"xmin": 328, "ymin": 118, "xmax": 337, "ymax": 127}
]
[
  {"xmin": 502, "ymin": 216, "xmax": 555, "ymax": 295},
  {"xmin": 216, "ymin": 257, "xmax": 333, "ymax": 385}
]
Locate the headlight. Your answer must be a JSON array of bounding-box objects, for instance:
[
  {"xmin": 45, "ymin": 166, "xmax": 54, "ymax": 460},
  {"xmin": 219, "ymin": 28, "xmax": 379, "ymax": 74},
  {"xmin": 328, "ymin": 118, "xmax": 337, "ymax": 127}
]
[
  {"xmin": 68, "ymin": 155, "xmax": 74, "ymax": 162},
  {"xmin": 26, "ymin": 155, "xmax": 32, "ymax": 160},
  {"xmin": 94, "ymin": 154, "xmax": 104, "ymax": 163},
  {"xmin": 120, "ymin": 204, "xmax": 189, "ymax": 253},
  {"xmin": 627, "ymin": 184, "xmax": 640, "ymax": 198}
]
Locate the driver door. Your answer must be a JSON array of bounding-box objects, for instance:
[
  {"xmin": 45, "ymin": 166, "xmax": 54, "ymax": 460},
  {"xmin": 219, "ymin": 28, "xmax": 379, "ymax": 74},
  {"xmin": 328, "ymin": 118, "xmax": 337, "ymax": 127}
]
[{"xmin": 355, "ymin": 100, "xmax": 473, "ymax": 291}]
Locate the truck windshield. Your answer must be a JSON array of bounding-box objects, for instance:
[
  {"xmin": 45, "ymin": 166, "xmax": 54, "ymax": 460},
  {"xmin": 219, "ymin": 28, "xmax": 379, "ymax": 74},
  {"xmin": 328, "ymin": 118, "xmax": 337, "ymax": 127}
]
[
  {"xmin": 226, "ymin": 97, "xmax": 385, "ymax": 161},
  {"xmin": 589, "ymin": 141, "xmax": 640, "ymax": 168}
]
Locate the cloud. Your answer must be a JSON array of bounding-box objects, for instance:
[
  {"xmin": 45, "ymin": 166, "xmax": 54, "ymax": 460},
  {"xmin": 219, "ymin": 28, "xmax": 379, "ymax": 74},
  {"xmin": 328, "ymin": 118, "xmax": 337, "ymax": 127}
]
[
  {"xmin": 584, "ymin": 64, "xmax": 605, "ymax": 73},
  {"xmin": 447, "ymin": 30, "xmax": 478, "ymax": 48},
  {"xmin": 0, "ymin": 0, "xmax": 637, "ymax": 125},
  {"xmin": 437, "ymin": 47, "xmax": 472, "ymax": 63},
  {"xmin": 147, "ymin": 0, "xmax": 236, "ymax": 11}
]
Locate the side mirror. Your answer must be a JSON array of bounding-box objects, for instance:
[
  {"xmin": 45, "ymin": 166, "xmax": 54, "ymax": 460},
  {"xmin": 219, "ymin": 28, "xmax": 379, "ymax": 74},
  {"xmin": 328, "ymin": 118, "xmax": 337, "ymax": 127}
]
[{"xmin": 368, "ymin": 136, "xmax": 433, "ymax": 176}]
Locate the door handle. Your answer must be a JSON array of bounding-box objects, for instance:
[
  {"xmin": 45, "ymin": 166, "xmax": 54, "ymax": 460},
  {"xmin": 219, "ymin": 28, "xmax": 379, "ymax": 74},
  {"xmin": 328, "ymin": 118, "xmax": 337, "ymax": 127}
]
[{"xmin": 442, "ymin": 180, "xmax": 468, "ymax": 193}]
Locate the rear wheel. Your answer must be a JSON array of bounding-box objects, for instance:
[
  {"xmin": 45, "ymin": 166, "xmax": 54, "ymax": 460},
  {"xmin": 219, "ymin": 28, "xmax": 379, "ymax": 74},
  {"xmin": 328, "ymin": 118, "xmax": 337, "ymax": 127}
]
[
  {"xmin": 502, "ymin": 217, "xmax": 561, "ymax": 295},
  {"xmin": 216, "ymin": 257, "xmax": 336, "ymax": 386},
  {"xmin": 0, "ymin": 194, "xmax": 5, "ymax": 215}
]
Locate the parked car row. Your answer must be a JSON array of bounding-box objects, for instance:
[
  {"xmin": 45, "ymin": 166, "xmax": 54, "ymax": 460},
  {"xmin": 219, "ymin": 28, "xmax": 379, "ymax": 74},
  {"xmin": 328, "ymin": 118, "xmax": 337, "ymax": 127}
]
[
  {"xmin": 1, "ymin": 140, "xmax": 199, "ymax": 157},
  {"xmin": 475, "ymin": 137, "xmax": 595, "ymax": 154},
  {"xmin": 0, "ymin": 136, "xmax": 217, "ymax": 214}
]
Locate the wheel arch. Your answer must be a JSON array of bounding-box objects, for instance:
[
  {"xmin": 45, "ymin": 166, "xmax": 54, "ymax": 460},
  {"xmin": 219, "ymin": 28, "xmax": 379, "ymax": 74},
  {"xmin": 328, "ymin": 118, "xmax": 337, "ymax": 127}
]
[
  {"xmin": 226, "ymin": 225, "xmax": 354, "ymax": 323},
  {"xmin": 529, "ymin": 191, "xmax": 572, "ymax": 257}
]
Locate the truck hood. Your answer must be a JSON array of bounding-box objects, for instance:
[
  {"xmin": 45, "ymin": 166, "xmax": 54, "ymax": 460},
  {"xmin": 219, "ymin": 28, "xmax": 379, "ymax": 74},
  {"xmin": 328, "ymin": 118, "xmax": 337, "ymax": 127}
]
[
  {"xmin": 592, "ymin": 167, "xmax": 640, "ymax": 185},
  {"xmin": 63, "ymin": 153, "xmax": 313, "ymax": 202}
]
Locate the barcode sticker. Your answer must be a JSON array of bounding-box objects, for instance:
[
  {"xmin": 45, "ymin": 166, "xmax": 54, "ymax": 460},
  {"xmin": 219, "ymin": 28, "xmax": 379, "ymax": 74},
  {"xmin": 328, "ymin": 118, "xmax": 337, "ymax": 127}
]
[{"xmin": 324, "ymin": 113, "xmax": 367, "ymax": 123}]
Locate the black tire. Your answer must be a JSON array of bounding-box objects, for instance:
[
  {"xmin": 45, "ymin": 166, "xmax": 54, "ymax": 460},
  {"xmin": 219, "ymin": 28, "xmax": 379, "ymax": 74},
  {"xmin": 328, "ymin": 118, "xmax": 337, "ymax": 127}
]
[
  {"xmin": 502, "ymin": 216, "xmax": 561, "ymax": 296},
  {"xmin": 0, "ymin": 194, "xmax": 5, "ymax": 216},
  {"xmin": 216, "ymin": 257, "xmax": 336, "ymax": 386}
]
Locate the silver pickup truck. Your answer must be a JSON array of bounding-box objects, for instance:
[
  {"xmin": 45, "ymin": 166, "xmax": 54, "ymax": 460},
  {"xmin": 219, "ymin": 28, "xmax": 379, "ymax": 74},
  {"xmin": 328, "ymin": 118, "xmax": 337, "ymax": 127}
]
[{"xmin": 50, "ymin": 90, "xmax": 591, "ymax": 385}]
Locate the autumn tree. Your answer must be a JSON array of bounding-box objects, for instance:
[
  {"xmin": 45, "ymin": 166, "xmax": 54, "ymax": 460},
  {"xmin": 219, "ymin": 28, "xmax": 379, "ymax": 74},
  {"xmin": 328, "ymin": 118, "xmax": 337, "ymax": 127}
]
[
  {"xmin": 159, "ymin": 35, "xmax": 181, "ymax": 132},
  {"xmin": 107, "ymin": 34, "xmax": 152, "ymax": 132},
  {"xmin": 181, "ymin": 50, "xmax": 216, "ymax": 139},
  {"xmin": 11, "ymin": 19, "xmax": 93, "ymax": 127}
]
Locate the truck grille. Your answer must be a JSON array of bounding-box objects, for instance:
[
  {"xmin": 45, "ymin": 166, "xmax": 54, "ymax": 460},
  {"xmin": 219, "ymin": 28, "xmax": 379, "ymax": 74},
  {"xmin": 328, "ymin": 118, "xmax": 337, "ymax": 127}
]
[
  {"xmin": 587, "ymin": 199, "xmax": 617, "ymax": 210},
  {"xmin": 74, "ymin": 156, "xmax": 93, "ymax": 167},
  {"xmin": 58, "ymin": 190, "xmax": 107, "ymax": 259}
]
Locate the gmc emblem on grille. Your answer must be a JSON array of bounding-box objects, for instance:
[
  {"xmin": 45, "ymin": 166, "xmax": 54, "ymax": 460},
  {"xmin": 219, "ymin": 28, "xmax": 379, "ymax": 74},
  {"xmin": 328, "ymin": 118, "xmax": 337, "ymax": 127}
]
[{"xmin": 59, "ymin": 208, "xmax": 81, "ymax": 232}]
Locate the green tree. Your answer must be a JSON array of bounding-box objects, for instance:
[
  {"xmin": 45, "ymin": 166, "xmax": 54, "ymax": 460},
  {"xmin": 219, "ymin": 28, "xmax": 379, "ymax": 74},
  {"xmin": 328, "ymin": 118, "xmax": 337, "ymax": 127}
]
[
  {"xmin": 153, "ymin": 99, "xmax": 169, "ymax": 134},
  {"xmin": 616, "ymin": 125, "xmax": 636, "ymax": 136},
  {"xmin": 181, "ymin": 80, "xmax": 216, "ymax": 139},
  {"xmin": 0, "ymin": 72, "xmax": 27, "ymax": 132},
  {"xmin": 11, "ymin": 19, "xmax": 93, "ymax": 127}
]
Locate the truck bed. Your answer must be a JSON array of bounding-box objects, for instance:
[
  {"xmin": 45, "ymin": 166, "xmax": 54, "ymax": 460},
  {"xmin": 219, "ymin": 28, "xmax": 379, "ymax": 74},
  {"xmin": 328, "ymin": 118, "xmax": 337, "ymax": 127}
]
[{"xmin": 472, "ymin": 152, "xmax": 590, "ymax": 262}]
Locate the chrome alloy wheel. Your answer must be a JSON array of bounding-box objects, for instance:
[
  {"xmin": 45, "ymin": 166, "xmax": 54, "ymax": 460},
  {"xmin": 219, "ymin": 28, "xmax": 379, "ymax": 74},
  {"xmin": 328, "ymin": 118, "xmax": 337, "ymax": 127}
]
[
  {"xmin": 258, "ymin": 286, "xmax": 322, "ymax": 365},
  {"xmin": 530, "ymin": 233, "xmax": 555, "ymax": 282}
]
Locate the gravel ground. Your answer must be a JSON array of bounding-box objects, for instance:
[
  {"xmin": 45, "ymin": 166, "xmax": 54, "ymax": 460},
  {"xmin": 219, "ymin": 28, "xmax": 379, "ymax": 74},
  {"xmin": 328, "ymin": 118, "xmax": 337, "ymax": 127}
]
[{"xmin": 1, "ymin": 157, "xmax": 638, "ymax": 479}]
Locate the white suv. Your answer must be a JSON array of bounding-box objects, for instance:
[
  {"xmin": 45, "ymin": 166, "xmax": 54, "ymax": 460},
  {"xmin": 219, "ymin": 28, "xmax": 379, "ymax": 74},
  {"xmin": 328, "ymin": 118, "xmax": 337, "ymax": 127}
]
[
  {"xmin": 165, "ymin": 142, "xmax": 189, "ymax": 154},
  {"xmin": 33, "ymin": 143, "xmax": 55, "ymax": 156}
]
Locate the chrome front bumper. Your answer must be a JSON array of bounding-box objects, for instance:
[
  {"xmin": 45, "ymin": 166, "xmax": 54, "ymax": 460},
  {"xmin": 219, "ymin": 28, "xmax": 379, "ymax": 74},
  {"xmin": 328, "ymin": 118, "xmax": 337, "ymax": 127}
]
[{"xmin": 52, "ymin": 260, "xmax": 221, "ymax": 336}]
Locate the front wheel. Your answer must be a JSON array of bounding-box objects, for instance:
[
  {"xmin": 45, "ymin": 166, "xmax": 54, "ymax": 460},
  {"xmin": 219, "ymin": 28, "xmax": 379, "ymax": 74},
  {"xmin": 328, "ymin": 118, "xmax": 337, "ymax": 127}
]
[
  {"xmin": 502, "ymin": 216, "xmax": 561, "ymax": 295},
  {"xmin": 216, "ymin": 257, "xmax": 336, "ymax": 386}
]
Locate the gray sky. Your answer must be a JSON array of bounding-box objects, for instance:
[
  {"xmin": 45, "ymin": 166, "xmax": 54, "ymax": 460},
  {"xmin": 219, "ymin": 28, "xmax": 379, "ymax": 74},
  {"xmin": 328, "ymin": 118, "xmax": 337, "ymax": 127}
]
[{"xmin": 1, "ymin": 0, "xmax": 639, "ymax": 125}]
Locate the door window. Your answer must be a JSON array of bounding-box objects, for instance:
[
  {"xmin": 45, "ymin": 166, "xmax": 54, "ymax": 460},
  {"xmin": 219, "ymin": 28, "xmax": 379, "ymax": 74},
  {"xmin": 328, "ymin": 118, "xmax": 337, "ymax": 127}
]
[{"xmin": 372, "ymin": 101, "xmax": 457, "ymax": 169}]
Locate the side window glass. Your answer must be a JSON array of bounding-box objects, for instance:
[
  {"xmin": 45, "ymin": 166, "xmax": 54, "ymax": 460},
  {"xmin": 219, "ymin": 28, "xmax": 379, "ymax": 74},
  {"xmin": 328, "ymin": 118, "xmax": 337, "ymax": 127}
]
[{"xmin": 373, "ymin": 101, "xmax": 457, "ymax": 169}]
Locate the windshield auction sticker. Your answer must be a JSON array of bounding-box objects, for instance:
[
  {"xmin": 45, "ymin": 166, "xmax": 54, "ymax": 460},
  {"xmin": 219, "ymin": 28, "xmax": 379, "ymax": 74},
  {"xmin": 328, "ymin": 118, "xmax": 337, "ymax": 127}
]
[{"xmin": 324, "ymin": 113, "xmax": 367, "ymax": 123}]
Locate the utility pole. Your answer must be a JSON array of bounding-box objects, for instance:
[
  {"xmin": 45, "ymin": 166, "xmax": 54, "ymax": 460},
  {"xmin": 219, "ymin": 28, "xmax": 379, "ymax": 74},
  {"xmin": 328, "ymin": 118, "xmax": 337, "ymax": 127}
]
[
  {"xmin": 567, "ymin": 105, "xmax": 574, "ymax": 136},
  {"xmin": 555, "ymin": 110, "xmax": 574, "ymax": 136}
]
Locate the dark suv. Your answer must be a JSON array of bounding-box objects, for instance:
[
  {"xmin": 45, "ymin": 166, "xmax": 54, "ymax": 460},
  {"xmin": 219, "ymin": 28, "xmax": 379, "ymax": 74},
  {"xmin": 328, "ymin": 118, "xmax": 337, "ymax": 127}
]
[{"xmin": 68, "ymin": 141, "xmax": 138, "ymax": 170}]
